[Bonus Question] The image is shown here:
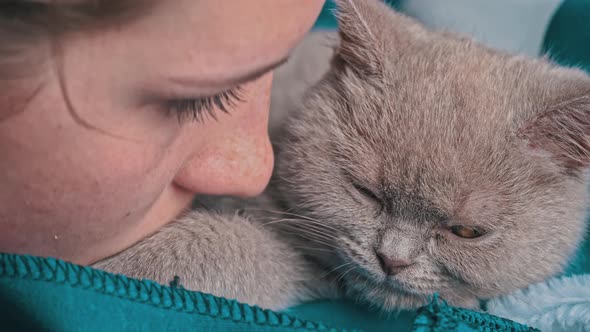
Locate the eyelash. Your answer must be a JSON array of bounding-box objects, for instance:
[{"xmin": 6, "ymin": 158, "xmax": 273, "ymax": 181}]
[{"xmin": 165, "ymin": 86, "xmax": 243, "ymax": 123}]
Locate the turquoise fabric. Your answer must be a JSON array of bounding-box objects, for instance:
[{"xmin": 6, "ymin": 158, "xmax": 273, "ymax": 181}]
[
  {"xmin": 313, "ymin": 0, "xmax": 401, "ymax": 30},
  {"xmin": 0, "ymin": 253, "xmax": 539, "ymax": 332},
  {"xmin": 0, "ymin": 254, "xmax": 339, "ymax": 332},
  {"xmin": 313, "ymin": 0, "xmax": 338, "ymax": 30},
  {"xmin": 542, "ymin": 0, "xmax": 590, "ymax": 73}
]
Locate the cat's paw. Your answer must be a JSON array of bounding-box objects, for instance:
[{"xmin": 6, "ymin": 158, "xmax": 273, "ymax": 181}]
[{"xmin": 94, "ymin": 210, "xmax": 320, "ymax": 311}]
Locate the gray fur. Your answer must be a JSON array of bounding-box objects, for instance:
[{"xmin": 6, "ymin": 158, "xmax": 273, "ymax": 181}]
[
  {"xmin": 95, "ymin": 208, "xmax": 333, "ymax": 309},
  {"xmin": 96, "ymin": 0, "xmax": 590, "ymax": 311}
]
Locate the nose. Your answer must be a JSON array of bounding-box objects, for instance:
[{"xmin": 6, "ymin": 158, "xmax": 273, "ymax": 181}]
[
  {"xmin": 173, "ymin": 74, "xmax": 275, "ymax": 198},
  {"xmin": 376, "ymin": 251, "xmax": 413, "ymax": 275}
]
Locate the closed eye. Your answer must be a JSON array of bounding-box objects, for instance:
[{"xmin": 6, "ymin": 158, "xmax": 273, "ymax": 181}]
[
  {"xmin": 352, "ymin": 182, "xmax": 380, "ymax": 201},
  {"xmin": 352, "ymin": 182, "xmax": 385, "ymax": 215},
  {"xmin": 165, "ymin": 86, "xmax": 243, "ymax": 123}
]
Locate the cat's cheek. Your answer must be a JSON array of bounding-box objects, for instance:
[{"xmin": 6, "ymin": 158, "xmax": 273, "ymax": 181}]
[
  {"xmin": 426, "ymin": 234, "xmax": 462, "ymax": 274},
  {"xmin": 429, "ymin": 231, "xmax": 451, "ymax": 250},
  {"xmin": 427, "ymin": 238, "xmax": 477, "ymax": 283}
]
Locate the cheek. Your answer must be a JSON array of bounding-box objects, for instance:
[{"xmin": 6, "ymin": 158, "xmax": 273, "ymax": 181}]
[
  {"xmin": 0, "ymin": 77, "xmax": 178, "ymax": 217},
  {"xmin": 434, "ymin": 239, "xmax": 516, "ymax": 290},
  {"xmin": 1, "ymin": 120, "xmax": 176, "ymax": 232},
  {"xmin": 79, "ymin": 148, "xmax": 170, "ymax": 214},
  {"xmin": 75, "ymin": 154, "xmax": 163, "ymax": 212}
]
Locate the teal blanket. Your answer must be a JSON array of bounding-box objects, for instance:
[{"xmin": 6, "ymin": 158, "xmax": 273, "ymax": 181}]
[{"xmin": 0, "ymin": 253, "xmax": 540, "ymax": 332}]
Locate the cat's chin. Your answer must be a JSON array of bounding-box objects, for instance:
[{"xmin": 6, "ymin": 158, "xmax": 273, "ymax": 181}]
[
  {"xmin": 339, "ymin": 269, "xmax": 480, "ymax": 311},
  {"xmin": 343, "ymin": 278, "xmax": 431, "ymax": 310},
  {"xmin": 336, "ymin": 268, "xmax": 430, "ymax": 310},
  {"xmin": 345, "ymin": 283, "xmax": 480, "ymax": 311}
]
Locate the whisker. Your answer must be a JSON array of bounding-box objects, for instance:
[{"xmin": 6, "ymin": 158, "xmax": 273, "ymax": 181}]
[
  {"xmin": 276, "ymin": 222, "xmax": 340, "ymax": 242},
  {"xmin": 279, "ymin": 223, "xmax": 337, "ymax": 241},
  {"xmin": 276, "ymin": 219, "xmax": 341, "ymax": 239},
  {"xmin": 336, "ymin": 266, "xmax": 358, "ymax": 283},
  {"xmin": 292, "ymin": 246, "xmax": 335, "ymax": 253},
  {"xmin": 250, "ymin": 208, "xmax": 342, "ymax": 232},
  {"xmin": 288, "ymin": 218, "xmax": 343, "ymax": 234},
  {"xmin": 279, "ymin": 231, "xmax": 341, "ymax": 250},
  {"xmin": 260, "ymin": 218, "xmax": 299, "ymax": 227},
  {"xmin": 321, "ymin": 262, "xmax": 355, "ymax": 279},
  {"xmin": 260, "ymin": 218, "xmax": 339, "ymax": 238}
]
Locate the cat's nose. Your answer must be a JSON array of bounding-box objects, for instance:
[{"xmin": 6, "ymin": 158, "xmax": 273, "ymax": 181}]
[{"xmin": 376, "ymin": 251, "xmax": 413, "ymax": 275}]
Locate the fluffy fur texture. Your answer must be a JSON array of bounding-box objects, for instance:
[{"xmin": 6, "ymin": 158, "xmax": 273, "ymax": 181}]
[
  {"xmin": 96, "ymin": 0, "xmax": 590, "ymax": 312},
  {"xmin": 487, "ymin": 275, "xmax": 590, "ymax": 332}
]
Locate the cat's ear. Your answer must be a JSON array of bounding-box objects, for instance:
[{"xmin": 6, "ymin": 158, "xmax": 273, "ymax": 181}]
[
  {"xmin": 333, "ymin": 0, "xmax": 390, "ymax": 78},
  {"xmin": 518, "ymin": 92, "xmax": 590, "ymax": 172},
  {"xmin": 333, "ymin": 0, "xmax": 426, "ymax": 79}
]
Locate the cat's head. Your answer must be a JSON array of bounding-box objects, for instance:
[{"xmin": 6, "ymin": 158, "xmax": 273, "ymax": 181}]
[{"xmin": 276, "ymin": 0, "xmax": 590, "ymax": 310}]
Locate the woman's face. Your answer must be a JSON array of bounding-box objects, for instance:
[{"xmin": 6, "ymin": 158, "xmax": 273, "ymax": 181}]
[{"xmin": 0, "ymin": 0, "xmax": 325, "ymax": 264}]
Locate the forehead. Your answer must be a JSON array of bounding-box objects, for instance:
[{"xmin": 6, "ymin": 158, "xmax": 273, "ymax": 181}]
[
  {"xmin": 339, "ymin": 43, "xmax": 547, "ymax": 165},
  {"xmin": 100, "ymin": 0, "xmax": 324, "ymax": 90},
  {"xmin": 385, "ymin": 47, "xmax": 529, "ymax": 121}
]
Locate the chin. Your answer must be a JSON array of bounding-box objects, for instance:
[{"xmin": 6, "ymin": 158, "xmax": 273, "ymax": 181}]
[
  {"xmin": 343, "ymin": 278, "xmax": 430, "ymax": 310},
  {"xmin": 338, "ymin": 267, "xmax": 481, "ymax": 311}
]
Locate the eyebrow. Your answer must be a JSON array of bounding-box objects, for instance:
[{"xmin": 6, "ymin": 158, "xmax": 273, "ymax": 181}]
[{"xmin": 167, "ymin": 56, "xmax": 290, "ymax": 89}]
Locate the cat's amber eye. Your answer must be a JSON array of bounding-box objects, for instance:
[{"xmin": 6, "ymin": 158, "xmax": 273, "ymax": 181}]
[{"xmin": 449, "ymin": 225, "xmax": 487, "ymax": 239}]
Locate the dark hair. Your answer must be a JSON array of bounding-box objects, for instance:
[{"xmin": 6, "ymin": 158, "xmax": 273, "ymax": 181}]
[{"xmin": 0, "ymin": 0, "xmax": 154, "ymax": 78}]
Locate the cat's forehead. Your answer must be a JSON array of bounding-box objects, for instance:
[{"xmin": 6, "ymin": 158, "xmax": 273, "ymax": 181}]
[
  {"xmin": 380, "ymin": 42, "xmax": 540, "ymax": 119},
  {"xmin": 328, "ymin": 0, "xmax": 587, "ymax": 161},
  {"xmin": 331, "ymin": 39, "xmax": 552, "ymax": 175}
]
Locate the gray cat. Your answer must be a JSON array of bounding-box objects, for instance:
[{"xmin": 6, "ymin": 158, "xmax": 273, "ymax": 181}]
[{"xmin": 96, "ymin": 0, "xmax": 590, "ymax": 312}]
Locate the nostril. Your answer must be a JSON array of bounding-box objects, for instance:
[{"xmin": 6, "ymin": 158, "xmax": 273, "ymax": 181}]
[{"xmin": 376, "ymin": 251, "xmax": 413, "ymax": 275}]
